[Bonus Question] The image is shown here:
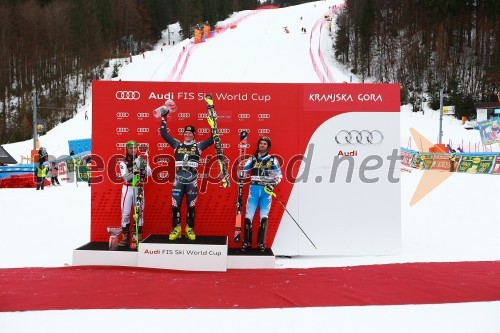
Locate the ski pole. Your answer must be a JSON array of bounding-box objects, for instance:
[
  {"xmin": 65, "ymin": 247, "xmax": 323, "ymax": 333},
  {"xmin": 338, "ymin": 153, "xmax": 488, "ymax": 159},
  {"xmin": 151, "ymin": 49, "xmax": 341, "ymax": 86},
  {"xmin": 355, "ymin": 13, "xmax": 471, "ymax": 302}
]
[
  {"xmin": 74, "ymin": 158, "xmax": 78, "ymax": 188},
  {"xmin": 266, "ymin": 188, "xmax": 317, "ymax": 249},
  {"xmin": 132, "ymin": 174, "xmax": 140, "ymax": 250}
]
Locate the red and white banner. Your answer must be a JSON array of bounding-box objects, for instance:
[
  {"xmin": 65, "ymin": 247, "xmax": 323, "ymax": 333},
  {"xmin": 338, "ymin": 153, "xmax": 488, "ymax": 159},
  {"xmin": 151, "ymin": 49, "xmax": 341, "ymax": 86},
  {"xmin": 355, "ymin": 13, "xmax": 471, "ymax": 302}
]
[
  {"xmin": 490, "ymin": 156, "xmax": 500, "ymax": 175},
  {"xmin": 430, "ymin": 155, "xmax": 453, "ymax": 171},
  {"xmin": 92, "ymin": 82, "xmax": 400, "ymax": 255}
]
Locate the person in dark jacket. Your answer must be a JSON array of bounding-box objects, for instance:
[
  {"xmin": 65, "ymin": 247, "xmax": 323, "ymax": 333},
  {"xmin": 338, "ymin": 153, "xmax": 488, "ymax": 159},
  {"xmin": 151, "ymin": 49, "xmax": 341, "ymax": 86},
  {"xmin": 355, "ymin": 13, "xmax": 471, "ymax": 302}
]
[{"xmin": 159, "ymin": 106, "xmax": 214, "ymax": 241}]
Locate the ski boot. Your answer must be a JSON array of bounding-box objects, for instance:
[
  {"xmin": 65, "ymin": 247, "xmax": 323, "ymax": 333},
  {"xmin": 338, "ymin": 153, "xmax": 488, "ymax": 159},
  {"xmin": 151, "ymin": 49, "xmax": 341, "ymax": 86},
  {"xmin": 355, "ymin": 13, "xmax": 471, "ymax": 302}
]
[
  {"xmin": 169, "ymin": 225, "xmax": 182, "ymax": 240},
  {"xmin": 257, "ymin": 217, "xmax": 268, "ymax": 252},
  {"xmin": 242, "ymin": 218, "xmax": 252, "ymax": 251},
  {"xmin": 118, "ymin": 225, "xmax": 130, "ymax": 247},
  {"xmin": 185, "ymin": 226, "xmax": 196, "ymax": 241}
]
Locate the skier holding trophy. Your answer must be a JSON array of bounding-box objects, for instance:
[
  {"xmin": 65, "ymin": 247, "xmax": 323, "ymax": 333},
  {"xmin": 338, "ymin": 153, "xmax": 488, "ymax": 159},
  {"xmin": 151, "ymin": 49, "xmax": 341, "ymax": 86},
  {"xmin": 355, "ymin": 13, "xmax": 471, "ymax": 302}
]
[{"xmin": 156, "ymin": 99, "xmax": 214, "ymax": 241}]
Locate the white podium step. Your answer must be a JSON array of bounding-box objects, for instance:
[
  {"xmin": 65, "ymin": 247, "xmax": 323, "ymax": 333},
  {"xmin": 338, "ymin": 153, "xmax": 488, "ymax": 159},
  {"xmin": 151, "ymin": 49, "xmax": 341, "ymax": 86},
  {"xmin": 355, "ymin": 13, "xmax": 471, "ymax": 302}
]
[
  {"xmin": 73, "ymin": 235, "xmax": 276, "ymax": 270},
  {"xmin": 139, "ymin": 235, "xmax": 228, "ymax": 271},
  {"xmin": 73, "ymin": 242, "xmax": 138, "ymax": 267}
]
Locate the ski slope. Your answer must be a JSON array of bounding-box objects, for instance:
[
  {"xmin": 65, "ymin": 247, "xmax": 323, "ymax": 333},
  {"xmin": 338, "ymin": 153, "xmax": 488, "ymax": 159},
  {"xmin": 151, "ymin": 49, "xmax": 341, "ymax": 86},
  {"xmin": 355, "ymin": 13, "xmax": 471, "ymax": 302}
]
[{"xmin": 1, "ymin": 1, "xmax": 499, "ymax": 332}]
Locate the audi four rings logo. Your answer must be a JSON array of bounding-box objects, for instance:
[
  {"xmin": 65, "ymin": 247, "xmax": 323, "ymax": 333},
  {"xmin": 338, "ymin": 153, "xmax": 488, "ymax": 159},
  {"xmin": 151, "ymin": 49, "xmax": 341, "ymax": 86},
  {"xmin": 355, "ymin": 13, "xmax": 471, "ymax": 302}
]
[
  {"xmin": 221, "ymin": 143, "xmax": 230, "ymax": 149},
  {"xmin": 198, "ymin": 128, "xmax": 210, "ymax": 134},
  {"xmin": 116, "ymin": 112, "xmax": 129, "ymax": 118},
  {"xmin": 137, "ymin": 112, "xmax": 149, "ymax": 118},
  {"xmin": 115, "ymin": 91, "xmax": 140, "ymax": 100},
  {"xmin": 335, "ymin": 130, "xmax": 384, "ymax": 145},
  {"xmin": 116, "ymin": 127, "xmax": 129, "ymax": 133},
  {"xmin": 238, "ymin": 129, "xmax": 250, "ymax": 133},
  {"xmin": 258, "ymin": 114, "xmax": 270, "ymax": 119},
  {"xmin": 219, "ymin": 128, "xmax": 230, "ymax": 134},
  {"xmin": 157, "ymin": 143, "xmax": 170, "ymax": 148},
  {"xmin": 137, "ymin": 128, "xmax": 149, "ymax": 133},
  {"xmin": 198, "ymin": 113, "xmax": 208, "ymax": 119},
  {"xmin": 177, "ymin": 113, "xmax": 190, "ymax": 119},
  {"xmin": 258, "ymin": 129, "xmax": 270, "ymax": 134},
  {"xmin": 238, "ymin": 113, "xmax": 250, "ymax": 119},
  {"xmin": 157, "ymin": 158, "xmax": 169, "ymax": 164}
]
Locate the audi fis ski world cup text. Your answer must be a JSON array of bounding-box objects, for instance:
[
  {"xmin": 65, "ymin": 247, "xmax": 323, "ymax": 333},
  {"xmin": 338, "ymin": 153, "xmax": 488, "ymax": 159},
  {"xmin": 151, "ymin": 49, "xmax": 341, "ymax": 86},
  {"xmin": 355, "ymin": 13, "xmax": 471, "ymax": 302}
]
[
  {"xmin": 116, "ymin": 91, "xmax": 382, "ymax": 104},
  {"xmin": 147, "ymin": 91, "xmax": 272, "ymax": 103},
  {"xmin": 143, "ymin": 249, "xmax": 223, "ymax": 257}
]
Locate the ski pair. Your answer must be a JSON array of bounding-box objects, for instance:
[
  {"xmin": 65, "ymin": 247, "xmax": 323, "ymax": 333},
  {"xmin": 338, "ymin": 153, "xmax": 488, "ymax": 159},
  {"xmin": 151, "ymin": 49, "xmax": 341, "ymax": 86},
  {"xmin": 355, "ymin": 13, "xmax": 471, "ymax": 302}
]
[
  {"xmin": 234, "ymin": 130, "xmax": 248, "ymax": 242},
  {"xmin": 204, "ymin": 94, "xmax": 231, "ymax": 188},
  {"xmin": 130, "ymin": 145, "xmax": 149, "ymax": 250},
  {"xmin": 203, "ymin": 95, "xmax": 247, "ymax": 242},
  {"xmin": 125, "ymin": 175, "xmax": 143, "ymax": 250}
]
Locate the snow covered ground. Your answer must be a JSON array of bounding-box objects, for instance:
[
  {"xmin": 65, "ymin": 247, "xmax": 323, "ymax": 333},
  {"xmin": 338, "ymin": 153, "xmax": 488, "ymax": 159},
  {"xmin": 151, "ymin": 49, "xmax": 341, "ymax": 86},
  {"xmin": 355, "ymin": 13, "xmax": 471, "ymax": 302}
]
[{"xmin": 1, "ymin": 1, "xmax": 499, "ymax": 332}]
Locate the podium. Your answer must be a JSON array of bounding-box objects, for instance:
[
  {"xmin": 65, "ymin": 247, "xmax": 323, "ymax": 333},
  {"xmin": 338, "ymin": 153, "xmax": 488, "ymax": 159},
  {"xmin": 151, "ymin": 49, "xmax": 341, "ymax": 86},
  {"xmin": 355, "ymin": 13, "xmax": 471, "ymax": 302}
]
[
  {"xmin": 139, "ymin": 235, "xmax": 228, "ymax": 271},
  {"xmin": 73, "ymin": 234, "xmax": 275, "ymax": 271}
]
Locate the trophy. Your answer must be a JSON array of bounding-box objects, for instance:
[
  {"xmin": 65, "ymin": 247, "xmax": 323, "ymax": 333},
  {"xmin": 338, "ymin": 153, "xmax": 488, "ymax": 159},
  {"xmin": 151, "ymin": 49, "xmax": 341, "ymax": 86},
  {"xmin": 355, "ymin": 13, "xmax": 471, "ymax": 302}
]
[
  {"xmin": 153, "ymin": 99, "xmax": 177, "ymax": 118},
  {"xmin": 107, "ymin": 227, "xmax": 122, "ymax": 250}
]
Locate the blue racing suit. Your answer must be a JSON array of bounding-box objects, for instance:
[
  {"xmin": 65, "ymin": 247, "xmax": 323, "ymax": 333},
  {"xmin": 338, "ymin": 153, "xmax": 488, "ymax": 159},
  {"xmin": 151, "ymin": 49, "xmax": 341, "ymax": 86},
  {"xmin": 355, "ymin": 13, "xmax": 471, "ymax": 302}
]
[{"xmin": 242, "ymin": 153, "xmax": 282, "ymax": 249}]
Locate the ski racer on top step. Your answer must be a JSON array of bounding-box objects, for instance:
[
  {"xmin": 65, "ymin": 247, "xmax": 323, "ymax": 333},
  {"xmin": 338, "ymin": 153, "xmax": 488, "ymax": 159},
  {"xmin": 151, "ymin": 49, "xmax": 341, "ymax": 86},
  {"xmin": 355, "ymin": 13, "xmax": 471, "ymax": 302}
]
[{"xmin": 159, "ymin": 103, "xmax": 214, "ymax": 241}]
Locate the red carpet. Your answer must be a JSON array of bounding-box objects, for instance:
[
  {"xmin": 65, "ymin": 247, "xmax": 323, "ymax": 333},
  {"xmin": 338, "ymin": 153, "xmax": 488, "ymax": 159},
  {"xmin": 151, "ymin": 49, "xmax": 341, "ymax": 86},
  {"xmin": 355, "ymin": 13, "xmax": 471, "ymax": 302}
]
[{"xmin": 1, "ymin": 261, "xmax": 500, "ymax": 311}]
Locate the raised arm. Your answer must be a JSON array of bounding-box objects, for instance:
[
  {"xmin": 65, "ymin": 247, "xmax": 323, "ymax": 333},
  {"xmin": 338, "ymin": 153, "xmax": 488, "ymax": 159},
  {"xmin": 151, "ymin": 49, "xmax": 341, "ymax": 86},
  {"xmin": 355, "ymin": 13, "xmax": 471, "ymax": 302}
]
[{"xmin": 160, "ymin": 118, "xmax": 180, "ymax": 149}]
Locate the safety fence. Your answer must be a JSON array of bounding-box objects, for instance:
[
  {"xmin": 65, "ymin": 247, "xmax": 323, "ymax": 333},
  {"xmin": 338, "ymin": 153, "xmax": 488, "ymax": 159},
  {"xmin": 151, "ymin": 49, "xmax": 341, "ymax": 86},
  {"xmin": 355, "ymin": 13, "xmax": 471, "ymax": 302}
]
[
  {"xmin": 310, "ymin": 2, "xmax": 345, "ymax": 83},
  {"xmin": 401, "ymin": 147, "xmax": 500, "ymax": 175},
  {"xmin": 309, "ymin": 17, "xmax": 327, "ymax": 83}
]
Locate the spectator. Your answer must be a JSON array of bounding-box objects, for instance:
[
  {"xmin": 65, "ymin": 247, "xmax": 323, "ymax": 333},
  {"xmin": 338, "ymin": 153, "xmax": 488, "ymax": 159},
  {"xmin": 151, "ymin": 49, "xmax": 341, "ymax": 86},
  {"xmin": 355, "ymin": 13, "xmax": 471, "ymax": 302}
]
[
  {"xmin": 34, "ymin": 162, "xmax": 48, "ymax": 190},
  {"xmin": 50, "ymin": 162, "xmax": 61, "ymax": 186},
  {"xmin": 449, "ymin": 149, "xmax": 457, "ymax": 172},
  {"xmin": 38, "ymin": 147, "xmax": 48, "ymax": 164},
  {"xmin": 84, "ymin": 155, "xmax": 92, "ymax": 186}
]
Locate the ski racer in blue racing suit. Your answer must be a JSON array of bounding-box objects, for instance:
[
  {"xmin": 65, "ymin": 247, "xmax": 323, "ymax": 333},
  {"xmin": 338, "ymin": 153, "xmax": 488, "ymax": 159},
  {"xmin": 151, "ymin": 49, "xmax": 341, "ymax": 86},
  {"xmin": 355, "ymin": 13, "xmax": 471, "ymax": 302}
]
[
  {"xmin": 242, "ymin": 136, "xmax": 282, "ymax": 251},
  {"xmin": 160, "ymin": 112, "xmax": 214, "ymax": 241}
]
